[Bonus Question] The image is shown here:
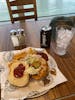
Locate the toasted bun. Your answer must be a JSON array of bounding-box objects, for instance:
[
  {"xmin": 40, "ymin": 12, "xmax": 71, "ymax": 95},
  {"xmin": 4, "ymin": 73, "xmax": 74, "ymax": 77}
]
[
  {"xmin": 32, "ymin": 58, "xmax": 49, "ymax": 80},
  {"xmin": 8, "ymin": 61, "xmax": 29, "ymax": 87}
]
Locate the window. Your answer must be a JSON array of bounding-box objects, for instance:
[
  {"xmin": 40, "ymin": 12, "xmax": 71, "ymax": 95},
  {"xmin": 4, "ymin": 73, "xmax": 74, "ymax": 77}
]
[
  {"xmin": 37, "ymin": 0, "xmax": 75, "ymax": 17},
  {"xmin": 0, "ymin": 0, "xmax": 10, "ymax": 21},
  {"xmin": 0, "ymin": 0, "xmax": 75, "ymax": 21}
]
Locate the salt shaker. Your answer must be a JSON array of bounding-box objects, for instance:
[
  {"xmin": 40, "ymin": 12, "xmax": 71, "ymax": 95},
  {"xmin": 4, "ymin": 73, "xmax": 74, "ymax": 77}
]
[
  {"xmin": 10, "ymin": 29, "xmax": 26, "ymax": 50},
  {"xmin": 10, "ymin": 30, "xmax": 19, "ymax": 47}
]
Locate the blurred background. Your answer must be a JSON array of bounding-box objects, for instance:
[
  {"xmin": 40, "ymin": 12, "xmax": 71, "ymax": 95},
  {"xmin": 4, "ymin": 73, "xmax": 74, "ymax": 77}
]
[{"xmin": 0, "ymin": 0, "xmax": 75, "ymax": 22}]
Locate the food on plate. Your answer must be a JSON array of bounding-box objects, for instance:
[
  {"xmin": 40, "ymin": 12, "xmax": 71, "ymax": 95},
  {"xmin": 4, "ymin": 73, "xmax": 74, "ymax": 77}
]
[
  {"xmin": 8, "ymin": 61, "xmax": 29, "ymax": 87},
  {"xmin": 7, "ymin": 47, "xmax": 56, "ymax": 87},
  {"xmin": 8, "ymin": 60, "xmax": 18, "ymax": 67},
  {"xmin": 37, "ymin": 52, "xmax": 48, "ymax": 61},
  {"xmin": 32, "ymin": 63, "xmax": 48, "ymax": 80},
  {"xmin": 26, "ymin": 47, "xmax": 37, "ymax": 54},
  {"xmin": 12, "ymin": 48, "xmax": 37, "ymax": 60},
  {"xmin": 50, "ymin": 68, "xmax": 56, "ymax": 75},
  {"xmin": 13, "ymin": 51, "xmax": 27, "ymax": 60},
  {"xmin": 25, "ymin": 54, "xmax": 49, "ymax": 80}
]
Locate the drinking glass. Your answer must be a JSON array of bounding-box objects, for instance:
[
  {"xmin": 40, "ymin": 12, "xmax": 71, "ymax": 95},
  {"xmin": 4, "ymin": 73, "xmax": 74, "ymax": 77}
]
[{"xmin": 51, "ymin": 25, "xmax": 74, "ymax": 56}]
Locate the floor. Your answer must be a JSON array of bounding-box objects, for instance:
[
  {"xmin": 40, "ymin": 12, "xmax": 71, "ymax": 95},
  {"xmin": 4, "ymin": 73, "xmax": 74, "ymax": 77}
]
[{"xmin": 0, "ymin": 0, "xmax": 75, "ymax": 21}]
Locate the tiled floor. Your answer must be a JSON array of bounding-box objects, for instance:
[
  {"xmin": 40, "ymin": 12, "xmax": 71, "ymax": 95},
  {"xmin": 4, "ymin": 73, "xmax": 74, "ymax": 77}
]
[{"xmin": 0, "ymin": 0, "xmax": 75, "ymax": 21}]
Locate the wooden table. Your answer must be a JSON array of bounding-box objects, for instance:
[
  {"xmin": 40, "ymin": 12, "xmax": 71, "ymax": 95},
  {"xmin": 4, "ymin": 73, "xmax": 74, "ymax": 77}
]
[{"xmin": 0, "ymin": 20, "xmax": 75, "ymax": 100}]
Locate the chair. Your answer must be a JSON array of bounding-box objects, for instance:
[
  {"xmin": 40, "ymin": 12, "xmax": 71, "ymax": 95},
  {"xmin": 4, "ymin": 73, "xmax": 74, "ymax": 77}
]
[{"xmin": 6, "ymin": 0, "xmax": 37, "ymax": 23}]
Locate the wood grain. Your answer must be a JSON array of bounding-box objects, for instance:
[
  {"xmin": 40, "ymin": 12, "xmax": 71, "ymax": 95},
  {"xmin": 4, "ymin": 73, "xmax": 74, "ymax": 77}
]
[
  {"xmin": 0, "ymin": 20, "xmax": 75, "ymax": 100},
  {"xmin": 13, "ymin": 15, "xmax": 36, "ymax": 21},
  {"xmin": 10, "ymin": 0, "xmax": 34, "ymax": 6},
  {"xmin": 12, "ymin": 8, "xmax": 34, "ymax": 14},
  {"xmin": 6, "ymin": 0, "xmax": 37, "ymax": 23},
  {"xmin": 6, "ymin": 0, "xmax": 14, "ymax": 23}
]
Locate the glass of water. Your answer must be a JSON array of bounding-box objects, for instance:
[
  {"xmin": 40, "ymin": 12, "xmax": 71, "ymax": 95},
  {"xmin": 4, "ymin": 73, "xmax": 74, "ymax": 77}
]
[{"xmin": 51, "ymin": 25, "xmax": 74, "ymax": 56}]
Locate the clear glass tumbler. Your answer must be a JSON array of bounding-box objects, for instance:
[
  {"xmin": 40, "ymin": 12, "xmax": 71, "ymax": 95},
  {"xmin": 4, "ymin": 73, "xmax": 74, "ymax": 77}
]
[{"xmin": 51, "ymin": 25, "xmax": 74, "ymax": 56}]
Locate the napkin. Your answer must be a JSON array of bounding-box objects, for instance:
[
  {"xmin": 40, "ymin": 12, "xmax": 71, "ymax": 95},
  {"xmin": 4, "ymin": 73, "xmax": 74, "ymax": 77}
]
[{"xmin": 0, "ymin": 48, "xmax": 67, "ymax": 100}]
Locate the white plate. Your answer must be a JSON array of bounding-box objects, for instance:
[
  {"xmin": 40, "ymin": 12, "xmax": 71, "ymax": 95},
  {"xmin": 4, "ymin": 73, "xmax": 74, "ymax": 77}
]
[{"xmin": 0, "ymin": 47, "xmax": 67, "ymax": 100}]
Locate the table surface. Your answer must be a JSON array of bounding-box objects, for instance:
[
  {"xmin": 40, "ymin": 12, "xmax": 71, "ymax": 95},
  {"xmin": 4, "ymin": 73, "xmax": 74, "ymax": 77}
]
[{"xmin": 0, "ymin": 20, "xmax": 75, "ymax": 100}]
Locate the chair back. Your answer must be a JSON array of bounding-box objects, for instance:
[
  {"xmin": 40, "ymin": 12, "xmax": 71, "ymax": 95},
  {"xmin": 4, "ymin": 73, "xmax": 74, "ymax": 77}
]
[{"xmin": 6, "ymin": 0, "xmax": 37, "ymax": 23}]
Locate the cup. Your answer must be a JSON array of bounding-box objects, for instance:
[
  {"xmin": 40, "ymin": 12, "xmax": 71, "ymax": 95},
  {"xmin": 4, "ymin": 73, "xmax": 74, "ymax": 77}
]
[{"xmin": 51, "ymin": 26, "xmax": 74, "ymax": 55}]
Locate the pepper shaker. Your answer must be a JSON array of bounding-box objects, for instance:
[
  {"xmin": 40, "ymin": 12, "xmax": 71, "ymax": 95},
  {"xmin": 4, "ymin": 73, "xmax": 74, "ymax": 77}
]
[{"xmin": 40, "ymin": 26, "xmax": 52, "ymax": 48}]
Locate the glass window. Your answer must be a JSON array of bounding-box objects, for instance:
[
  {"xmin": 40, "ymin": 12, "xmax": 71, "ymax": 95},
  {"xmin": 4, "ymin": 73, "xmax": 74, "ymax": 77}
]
[
  {"xmin": 0, "ymin": 0, "xmax": 10, "ymax": 21},
  {"xmin": 37, "ymin": 0, "xmax": 75, "ymax": 17}
]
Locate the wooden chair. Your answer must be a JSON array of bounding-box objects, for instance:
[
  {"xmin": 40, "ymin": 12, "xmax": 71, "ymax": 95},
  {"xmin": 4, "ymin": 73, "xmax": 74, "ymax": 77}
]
[{"xmin": 6, "ymin": 0, "xmax": 37, "ymax": 23}]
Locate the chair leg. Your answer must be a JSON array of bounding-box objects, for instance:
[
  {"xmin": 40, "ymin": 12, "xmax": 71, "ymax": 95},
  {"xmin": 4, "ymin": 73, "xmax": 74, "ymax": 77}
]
[
  {"xmin": 11, "ymin": 19, "xmax": 14, "ymax": 24},
  {"xmin": 35, "ymin": 17, "xmax": 37, "ymax": 21}
]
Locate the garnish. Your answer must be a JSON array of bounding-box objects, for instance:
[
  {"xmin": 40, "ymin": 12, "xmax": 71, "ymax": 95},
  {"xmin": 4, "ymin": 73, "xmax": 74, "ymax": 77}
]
[
  {"xmin": 14, "ymin": 64, "xmax": 25, "ymax": 78},
  {"xmin": 37, "ymin": 52, "xmax": 48, "ymax": 61}
]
